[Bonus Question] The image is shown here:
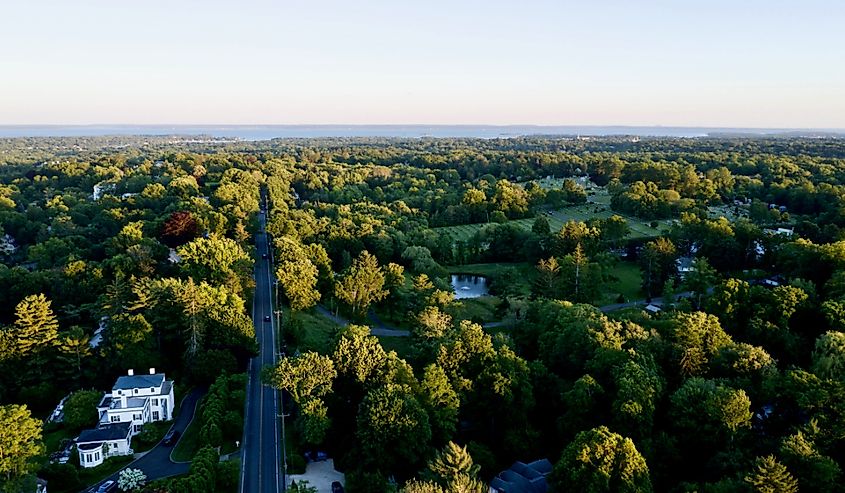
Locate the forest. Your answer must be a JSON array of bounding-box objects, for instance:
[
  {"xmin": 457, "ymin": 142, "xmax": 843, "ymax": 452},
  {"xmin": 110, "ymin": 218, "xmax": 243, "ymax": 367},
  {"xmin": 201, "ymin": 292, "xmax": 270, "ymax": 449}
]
[{"xmin": 3, "ymin": 134, "xmax": 845, "ymax": 492}]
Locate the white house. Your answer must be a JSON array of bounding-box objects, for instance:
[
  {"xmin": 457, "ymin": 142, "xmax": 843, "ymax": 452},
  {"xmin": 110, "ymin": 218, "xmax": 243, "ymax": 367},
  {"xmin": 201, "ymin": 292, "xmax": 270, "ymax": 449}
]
[
  {"xmin": 77, "ymin": 422, "xmax": 133, "ymax": 468},
  {"xmin": 97, "ymin": 368, "xmax": 175, "ymax": 435},
  {"xmin": 77, "ymin": 369, "xmax": 175, "ymax": 468}
]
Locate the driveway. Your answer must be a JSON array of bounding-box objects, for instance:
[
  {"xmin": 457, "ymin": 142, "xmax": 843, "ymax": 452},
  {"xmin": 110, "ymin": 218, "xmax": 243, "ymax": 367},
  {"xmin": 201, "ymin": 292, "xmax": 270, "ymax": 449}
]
[
  {"xmin": 287, "ymin": 459, "xmax": 344, "ymax": 493},
  {"xmin": 82, "ymin": 387, "xmax": 205, "ymax": 492}
]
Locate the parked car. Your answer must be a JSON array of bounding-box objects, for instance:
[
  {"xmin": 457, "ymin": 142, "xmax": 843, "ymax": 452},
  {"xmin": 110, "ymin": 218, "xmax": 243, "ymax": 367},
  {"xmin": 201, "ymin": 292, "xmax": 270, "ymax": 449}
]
[
  {"xmin": 304, "ymin": 450, "xmax": 329, "ymax": 462},
  {"xmin": 262, "ymin": 253, "xmax": 268, "ymax": 259},
  {"xmin": 264, "ymin": 315, "xmax": 271, "ymax": 322},
  {"xmin": 96, "ymin": 480, "xmax": 117, "ymax": 493},
  {"xmin": 162, "ymin": 429, "xmax": 180, "ymax": 446},
  {"xmin": 332, "ymin": 481, "xmax": 345, "ymax": 493}
]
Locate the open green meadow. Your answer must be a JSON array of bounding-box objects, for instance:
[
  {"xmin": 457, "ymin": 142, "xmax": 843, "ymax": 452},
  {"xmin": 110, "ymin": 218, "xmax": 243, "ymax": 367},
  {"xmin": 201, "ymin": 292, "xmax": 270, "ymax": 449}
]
[{"xmin": 432, "ymin": 202, "xmax": 673, "ymax": 242}]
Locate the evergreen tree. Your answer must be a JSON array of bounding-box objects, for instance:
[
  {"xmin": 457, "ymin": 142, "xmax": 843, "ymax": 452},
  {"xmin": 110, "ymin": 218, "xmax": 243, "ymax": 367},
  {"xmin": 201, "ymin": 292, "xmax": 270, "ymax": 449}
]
[
  {"xmin": 11, "ymin": 294, "xmax": 59, "ymax": 355},
  {"xmin": 744, "ymin": 455, "xmax": 798, "ymax": 493}
]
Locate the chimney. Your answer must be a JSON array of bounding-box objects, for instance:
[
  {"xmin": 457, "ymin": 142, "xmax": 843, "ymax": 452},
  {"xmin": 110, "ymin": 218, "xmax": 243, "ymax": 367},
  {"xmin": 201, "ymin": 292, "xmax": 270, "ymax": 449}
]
[
  {"xmin": 127, "ymin": 369, "xmax": 134, "ymax": 376},
  {"xmin": 149, "ymin": 368, "xmax": 156, "ymax": 375}
]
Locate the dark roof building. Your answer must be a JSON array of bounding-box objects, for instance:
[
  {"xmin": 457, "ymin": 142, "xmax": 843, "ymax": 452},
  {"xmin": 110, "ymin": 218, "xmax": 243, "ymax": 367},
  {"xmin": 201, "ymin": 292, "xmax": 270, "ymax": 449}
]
[
  {"xmin": 77, "ymin": 422, "xmax": 132, "ymax": 446},
  {"xmin": 112, "ymin": 373, "xmax": 165, "ymax": 391},
  {"xmin": 489, "ymin": 459, "xmax": 552, "ymax": 493}
]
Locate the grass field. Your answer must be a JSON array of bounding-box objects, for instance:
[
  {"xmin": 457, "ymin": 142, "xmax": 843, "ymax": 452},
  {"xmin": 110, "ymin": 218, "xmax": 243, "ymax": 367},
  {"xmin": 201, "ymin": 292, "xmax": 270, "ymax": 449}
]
[
  {"xmin": 295, "ymin": 309, "xmax": 342, "ymax": 354},
  {"xmin": 449, "ymin": 296, "xmax": 499, "ymax": 323},
  {"xmin": 432, "ymin": 203, "xmax": 673, "ymax": 242},
  {"xmin": 600, "ymin": 261, "xmax": 644, "ymax": 305}
]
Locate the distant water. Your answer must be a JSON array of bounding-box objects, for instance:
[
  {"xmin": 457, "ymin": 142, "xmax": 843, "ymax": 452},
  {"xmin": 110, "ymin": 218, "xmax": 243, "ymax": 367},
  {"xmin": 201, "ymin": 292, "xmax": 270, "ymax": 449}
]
[{"xmin": 1, "ymin": 124, "xmax": 840, "ymax": 140}]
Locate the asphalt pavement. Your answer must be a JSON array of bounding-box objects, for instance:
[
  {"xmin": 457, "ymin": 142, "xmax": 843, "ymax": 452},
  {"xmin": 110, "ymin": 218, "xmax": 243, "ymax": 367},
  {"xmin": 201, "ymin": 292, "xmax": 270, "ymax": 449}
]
[{"xmin": 239, "ymin": 210, "xmax": 284, "ymax": 493}]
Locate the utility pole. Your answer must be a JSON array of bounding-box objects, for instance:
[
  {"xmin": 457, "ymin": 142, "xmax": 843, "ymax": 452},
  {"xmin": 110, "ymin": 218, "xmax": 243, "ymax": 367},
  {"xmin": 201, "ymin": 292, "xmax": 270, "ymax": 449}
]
[{"xmin": 273, "ymin": 278, "xmax": 288, "ymax": 492}]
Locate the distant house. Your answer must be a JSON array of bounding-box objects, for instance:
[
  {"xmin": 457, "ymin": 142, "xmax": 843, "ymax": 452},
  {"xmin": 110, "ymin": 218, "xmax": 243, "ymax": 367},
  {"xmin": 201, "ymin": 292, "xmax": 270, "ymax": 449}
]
[
  {"xmin": 77, "ymin": 369, "xmax": 176, "ymax": 468},
  {"xmin": 676, "ymin": 257, "xmax": 695, "ymax": 278},
  {"xmin": 168, "ymin": 248, "xmax": 182, "ymax": 264},
  {"xmin": 92, "ymin": 182, "xmax": 116, "ymax": 201},
  {"xmin": 77, "ymin": 422, "xmax": 133, "ymax": 468},
  {"xmin": 489, "ymin": 459, "xmax": 553, "ymax": 493},
  {"xmin": 644, "ymin": 304, "xmax": 662, "ymax": 314}
]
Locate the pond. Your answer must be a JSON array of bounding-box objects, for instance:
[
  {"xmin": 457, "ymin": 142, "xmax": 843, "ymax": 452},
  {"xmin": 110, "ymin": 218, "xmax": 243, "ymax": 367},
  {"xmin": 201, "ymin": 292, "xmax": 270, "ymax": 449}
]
[{"xmin": 451, "ymin": 274, "xmax": 489, "ymax": 299}]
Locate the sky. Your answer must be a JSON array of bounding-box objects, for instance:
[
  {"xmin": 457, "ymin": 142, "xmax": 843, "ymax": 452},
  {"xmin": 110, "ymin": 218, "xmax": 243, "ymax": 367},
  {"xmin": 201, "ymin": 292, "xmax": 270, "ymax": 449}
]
[{"xmin": 2, "ymin": 0, "xmax": 844, "ymax": 127}]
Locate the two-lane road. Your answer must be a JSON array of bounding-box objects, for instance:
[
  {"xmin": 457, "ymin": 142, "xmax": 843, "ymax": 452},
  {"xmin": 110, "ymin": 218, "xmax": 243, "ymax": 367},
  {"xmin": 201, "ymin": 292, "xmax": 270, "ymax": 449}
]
[{"xmin": 240, "ymin": 210, "xmax": 283, "ymax": 493}]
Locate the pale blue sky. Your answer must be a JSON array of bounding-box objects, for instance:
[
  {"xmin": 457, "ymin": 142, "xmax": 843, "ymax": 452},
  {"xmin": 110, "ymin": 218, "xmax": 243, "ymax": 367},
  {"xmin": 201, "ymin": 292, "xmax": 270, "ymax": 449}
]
[{"xmin": 2, "ymin": 0, "xmax": 844, "ymax": 127}]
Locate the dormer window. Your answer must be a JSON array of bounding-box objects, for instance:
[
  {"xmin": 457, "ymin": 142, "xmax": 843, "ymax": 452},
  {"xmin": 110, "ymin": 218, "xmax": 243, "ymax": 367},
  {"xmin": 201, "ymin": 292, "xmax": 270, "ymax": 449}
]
[
  {"xmin": 134, "ymin": 389, "xmax": 138, "ymax": 394},
  {"xmin": 150, "ymin": 388, "xmax": 154, "ymax": 392},
  {"xmin": 117, "ymin": 390, "xmax": 122, "ymax": 395}
]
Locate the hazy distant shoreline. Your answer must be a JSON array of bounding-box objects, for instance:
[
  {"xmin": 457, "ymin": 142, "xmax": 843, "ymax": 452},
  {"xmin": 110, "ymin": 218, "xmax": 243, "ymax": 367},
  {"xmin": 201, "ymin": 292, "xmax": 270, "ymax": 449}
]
[{"xmin": 1, "ymin": 124, "xmax": 843, "ymax": 140}]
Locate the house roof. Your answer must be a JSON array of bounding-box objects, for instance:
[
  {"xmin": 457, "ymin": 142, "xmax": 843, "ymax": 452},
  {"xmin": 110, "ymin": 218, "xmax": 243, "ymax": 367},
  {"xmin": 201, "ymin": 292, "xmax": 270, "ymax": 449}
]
[
  {"xmin": 77, "ymin": 422, "xmax": 132, "ymax": 444},
  {"xmin": 113, "ymin": 373, "xmax": 165, "ymax": 390},
  {"xmin": 489, "ymin": 459, "xmax": 552, "ymax": 493}
]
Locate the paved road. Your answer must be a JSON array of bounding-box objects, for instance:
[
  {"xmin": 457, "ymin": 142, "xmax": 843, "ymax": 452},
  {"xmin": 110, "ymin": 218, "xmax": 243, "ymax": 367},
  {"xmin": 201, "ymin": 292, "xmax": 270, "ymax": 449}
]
[
  {"xmin": 317, "ymin": 291, "xmax": 689, "ymax": 337},
  {"xmin": 240, "ymin": 209, "xmax": 283, "ymax": 493},
  {"xmin": 82, "ymin": 387, "xmax": 204, "ymax": 492}
]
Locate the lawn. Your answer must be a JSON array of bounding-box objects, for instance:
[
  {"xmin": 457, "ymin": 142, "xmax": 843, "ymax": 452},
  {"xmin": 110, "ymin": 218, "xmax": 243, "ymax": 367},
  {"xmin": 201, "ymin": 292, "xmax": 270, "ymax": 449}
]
[
  {"xmin": 293, "ymin": 309, "xmax": 342, "ymax": 354},
  {"xmin": 378, "ymin": 336, "xmax": 415, "ymax": 360},
  {"xmin": 170, "ymin": 412, "xmax": 201, "ymax": 462},
  {"xmin": 432, "ymin": 204, "xmax": 672, "ymax": 243},
  {"xmin": 132, "ymin": 421, "xmax": 172, "ymax": 453},
  {"xmin": 600, "ymin": 261, "xmax": 644, "ymax": 305},
  {"xmin": 449, "ymin": 296, "xmax": 499, "ymax": 323},
  {"xmin": 41, "ymin": 423, "xmax": 75, "ymax": 457}
]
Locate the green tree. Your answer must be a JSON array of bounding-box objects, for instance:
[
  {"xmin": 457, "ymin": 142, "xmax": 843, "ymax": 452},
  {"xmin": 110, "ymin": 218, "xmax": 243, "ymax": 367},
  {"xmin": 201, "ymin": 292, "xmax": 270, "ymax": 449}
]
[
  {"xmin": 335, "ymin": 251, "xmax": 389, "ymax": 318},
  {"xmin": 559, "ymin": 244, "xmax": 602, "ymax": 303},
  {"xmin": 549, "ymin": 426, "xmax": 652, "ymax": 493},
  {"xmin": 57, "ymin": 326, "xmax": 91, "ymax": 383},
  {"xmin": 264, "ymin": 351, "xmax": 336, "ymax": 404},
  {"xmin": 333, "ymin": 325, "xmax": 388, "ymax": 384},
  {"xmin": 276, "ymin": 259, "xmax": 321, "ymax": 311},
  {"xmin": 11, "ymin": 294, "xmax": 59, "ymax": 355},
  {"xmin": 811, "ymin": 331, "xmax": 845, "ymax": 380},
  {"xmin": 357, "ymin": 385, "xmax": 432, "ymax": 472},
  {"xmin": 613, "ymin": 354, "xmax": 664, "ymax": 438},
  {"xmin": 744, "ymin": 455, "xmax": 798, "ymax": 493},
  {"xmin": 419, "ymin": 364, "xmax": 460, "ymax": 444},
  {"xmin": 177, "ymin": 236, "xmax": 250, "ymax": 288},
  {"xmin": 779, "ymin": 430, "xmax": 841, "ymax": 493},
  {"xmin": 427, "ymin": 441, "xmax": 481, "ymax": 484},
  {"xmin": 63, "ymin": 390, "xmax": 102, "ymax": 431},
  {"xmin": 532, "ymin": 215, "xmax": 551, "ymax": 236},
  {"xmin": 0, "ymin": 405, "xmax": 43, "ymax": 483},
  {"xmin": 532, "ymin": 256, "xmax": 561, "ymax": 300},
  {"xmin": 673, "ymin": 311, "xmax": 733, "ymax": 376},
  {"xmin": 275, "ymin": 236, "xmax": 321, "ymax": 311},
  {"xmin": 639, "ymin": 238, "xmax": 677, "ymax": 299},
  {"xmin": 683, "ymin": 257, "xmax": 718, "ymax": 307},
  {"xmin": 670, "ymin": 378, "xmax": 752, "ymax": 445}
]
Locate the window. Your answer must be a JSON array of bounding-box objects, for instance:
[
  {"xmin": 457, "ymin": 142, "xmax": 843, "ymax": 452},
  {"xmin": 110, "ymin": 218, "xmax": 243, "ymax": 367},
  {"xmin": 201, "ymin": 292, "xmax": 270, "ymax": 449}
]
[
  {"xmin": 117, "ymin": 390, "xmax": 122, "ymax": 395},
  {"xmin": 110, "ymin": 415, "xmax": 120, "ymax": 422},
  {"xmin": 133, "ymin": 413, "xmax": 141, "ymax": 420},
  {"xmin": 150, "ymin": 387, "xmax": 154, "ymax": 392},
  {"xmin": 86, "ymin": 453, "xmax": 92, "ymax": 463},
  {"xmin": 152, "ymin": 411, "xmax": 160, "ymax": 420},
  {"xmin": 134, "ymin": 388, "xmax": 138, "ymax": 394},
  {"xmin": 134, "ymin": 425, "xmax": 141, "ymax": 433},
  {"xmin": 152, "ymin": 399, "xmax": 158, "ymax": 406},
  {"xmin": 95, "ymin": 452, "xmax": 100, "ymax": 461}
]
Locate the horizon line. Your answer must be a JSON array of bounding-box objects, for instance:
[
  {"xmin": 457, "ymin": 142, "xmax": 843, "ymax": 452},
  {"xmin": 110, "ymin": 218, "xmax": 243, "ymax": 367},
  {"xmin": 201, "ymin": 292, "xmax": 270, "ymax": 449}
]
[{"xmin": 1, "ymin": 123, "xmax": 845, "ymax": 132}]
